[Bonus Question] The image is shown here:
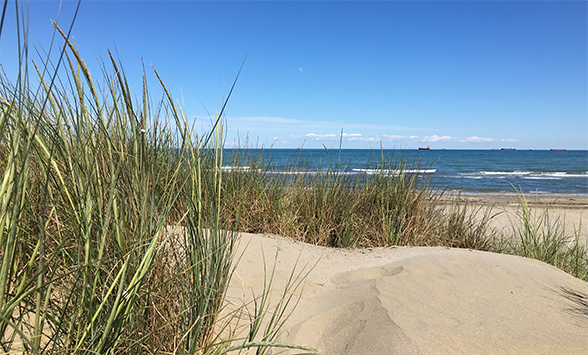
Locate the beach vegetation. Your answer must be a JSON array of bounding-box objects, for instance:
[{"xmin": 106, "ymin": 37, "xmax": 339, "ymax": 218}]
[
  {"xmin": 211, "ymin": 149, "xmax": 588, "ymax": 281},
  {"xmin": 212, "ymin": 150, "xmax": 497, "ymax": 250},
  {"xmin": 0, "ymin": 5, "xmax": 311, "ymax": 353},
  {"xmin": 505, "ymin": 190, "xmax": 588, "ymax": 280},
  {"xmin": 2, "ymin": 2, "xmax": 586, "ymax": 352}
]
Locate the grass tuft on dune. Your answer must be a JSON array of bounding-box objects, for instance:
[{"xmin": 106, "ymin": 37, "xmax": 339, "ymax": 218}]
[
  {"xmin": 0, "ymin": 5, "xmax": 307, "ymax": 353},
  {"xmin": 213, "ymin": 149, "xmax": 587, "ymax": 281},
  {"xmin": 1, "ymin": 1, "xmax": 586, "ymax": 353}
]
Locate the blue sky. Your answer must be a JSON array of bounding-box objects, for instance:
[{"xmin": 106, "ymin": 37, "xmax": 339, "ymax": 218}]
[{"xmin": 1, "ymin": 1, "xmax": 587, "ymax": 149}]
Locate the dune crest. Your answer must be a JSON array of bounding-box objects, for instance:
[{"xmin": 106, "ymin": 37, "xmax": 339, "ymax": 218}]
[{"xmin": 227, "ymin": 233, "xmax": 588, "ymax": 355}]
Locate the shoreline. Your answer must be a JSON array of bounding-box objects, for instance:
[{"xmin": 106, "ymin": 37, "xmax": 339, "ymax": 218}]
[{"xmin": 437, "ymin": 191, "xmax": 588, "ymax": 209}]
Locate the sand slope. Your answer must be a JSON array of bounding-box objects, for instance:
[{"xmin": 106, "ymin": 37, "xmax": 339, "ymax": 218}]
[{"xmin": 227, "ymin": 233, "xmax": 588, "ymax": 355}]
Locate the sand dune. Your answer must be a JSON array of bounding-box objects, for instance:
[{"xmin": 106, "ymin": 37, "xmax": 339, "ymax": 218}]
[{"xmin": 227, "ymin": 233, "xmax": 588, "ymax": 355}]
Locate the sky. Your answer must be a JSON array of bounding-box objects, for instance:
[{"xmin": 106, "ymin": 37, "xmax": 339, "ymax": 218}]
[{"xmin": 1, "ymin": 0, "xmax": 587, "ymax": 150}]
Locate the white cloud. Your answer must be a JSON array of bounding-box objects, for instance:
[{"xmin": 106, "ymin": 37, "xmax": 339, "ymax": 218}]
[
  {"xmin": 382, "ymin": 135, "xmax": 421, "ymax": 141},
  {"xmin": 422, "ymin": 135, "xmax": 453, "ymax": 143},
  {"xmin": 305, "ymin": 133, "xmax": 337, "ymax": 139},
  {"xmin": 383, "ymin": 135, "xmax": 405, "ymax": 140},
  {"xmin": 460, "ymin": 136, "xmax": 493, "ymax": 143},
  {"xmin": 291, "ymin": 133, "xmax": 379, "ymax": 143},
  {"xmin": 500, "ymin": 138, "xmax": 518, "ymax": 143}
]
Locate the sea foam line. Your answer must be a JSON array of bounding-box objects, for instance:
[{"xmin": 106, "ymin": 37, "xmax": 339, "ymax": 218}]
[
  {"xmin": 352, "ymin": 168, "xmax": 437, "ymax": 175},
  {"xmin": 459, "ymin": 171, "xmax": 588, "ymax": 179},
  {"xmin": 221, "ymin": 166, "xmax": 437, "ymax": 176}
]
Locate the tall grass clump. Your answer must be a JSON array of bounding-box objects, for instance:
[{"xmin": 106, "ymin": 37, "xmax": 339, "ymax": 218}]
[
  {"xmin": 215, "ymin": 149, "xmax": 494, "ymax": 249},
  {"xmin": 0, "ymin": 5, "xmax": 308, "ymax": 353},
  {"xmin": 508, "ymin": 190, "xmax": 588, "ymax": 280},
  {"xmin": 217, "ymin": 151, "xmax": 588, "ymax": 280},
  {"xmin": 436, "ymin": 193, "xmax": 501, "ymax": 251}
]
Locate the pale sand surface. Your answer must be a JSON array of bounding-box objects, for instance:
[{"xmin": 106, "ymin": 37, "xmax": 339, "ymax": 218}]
[
  {"xmin": 227, "ymin": 232, "xmax": 588, "ymax": 354},
  {"xmin": 439, "ymin": 193, "xmax": 588, "ymax": 245}
]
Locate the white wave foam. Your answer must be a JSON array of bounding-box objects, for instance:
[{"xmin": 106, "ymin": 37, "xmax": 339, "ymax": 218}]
[
  {"xmin": 461, "ymin": 171, "xmax": 588, "ymax": 179},
  {"xmin": 478, "ymin": 171, "xmax": 531, "ymax": 176},
  {"xmin": 221, "ymin": 166, "xmax": 257, "ymax": 172},
  {"xmin": 268, "ymin": 170, "xmax": 355, "ymax": 176},
  {"xmin": 352, "ymin": 168, "xmax": 437, "ymax": 175},
  {"xmin": 558, "ymin": 173, "xmax": 588, "ymax": 178},
  {"xmin": 523, "ymin": 177, "xmax": 562, "ymax": 180}
]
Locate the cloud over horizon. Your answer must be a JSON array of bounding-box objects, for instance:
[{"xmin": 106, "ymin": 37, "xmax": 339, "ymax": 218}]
[
  {"xmin": 284, "ymin": 132, "xmax": 522, "ymax": 147},
  {"xmin": 209, "ymin": 115, "xmax": 527, "ymax": 149},
  {"xmin": 422, "ymin": 135, "xmax": 453, "ymax": 143},
  {"xmin": 460, "ymin": 136, "xmax": 494, "ymax": 143}
]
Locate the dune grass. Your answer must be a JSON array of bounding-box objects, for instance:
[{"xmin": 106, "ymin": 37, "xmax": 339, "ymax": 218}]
[
  {"xmin": 2, "ymin": 2, "xmax": 586, "ymax": 353},
  {"xmin": 507, "ymin": 190, "xmax": 588, "ymax": 280},
  {"xmin": 214, "ymin": 150, "xmax": 497, "ymax": 250},
  {"xmin": 0, "ymin": 7, "xmax": 312, "ymax": 353},
  {"xmin": 213, "ymin": 149, "xmax": 587, "ymax": 281}
]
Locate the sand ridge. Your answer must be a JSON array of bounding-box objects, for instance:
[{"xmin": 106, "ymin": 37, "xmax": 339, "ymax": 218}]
[{"xmin": 226, "ymin": 232, "xmax": 588, "ymax": 354}]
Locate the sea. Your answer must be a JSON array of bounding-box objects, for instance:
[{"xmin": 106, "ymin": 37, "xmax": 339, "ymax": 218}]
[{"xmin": 223, "ymin": 149, "xmax": 588, "ymax": 196}]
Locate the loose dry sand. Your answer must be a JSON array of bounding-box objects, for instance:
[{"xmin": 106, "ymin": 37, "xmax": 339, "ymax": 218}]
[
  {"xmin": 5, "ymin": 195, "xmax": 586, "ymax": 353},
  {"xmin": 439, "ymin": 193, "xmax": 588, "ymax": 246},
  {"xmin": 228, "ymin": 229, "xmax": 588, "ymax": 354}
]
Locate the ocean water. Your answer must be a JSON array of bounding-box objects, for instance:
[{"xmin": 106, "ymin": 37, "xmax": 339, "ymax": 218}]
[{"xmin": 224, "ymin": 149, "xmax": 588, "ymax": 195}]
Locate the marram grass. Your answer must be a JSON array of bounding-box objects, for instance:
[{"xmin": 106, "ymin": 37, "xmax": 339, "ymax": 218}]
[
  {"xmin": 215, "ymin": 151, "xmax": 497, "ymax": 250},
  {"xmin": 507, "ymin": 189, "xmax": 588, "ymax": 281},
  {"xmin": 214, "ymin": 149, "xmax": 588, "ymax": 282},
  {"xmin": 0, "ymin": 10, "xmax": 310, "ymax": 354},
  {"xmin": 2, "ymin": 2, "xmax": 587, "ymax": 353}
]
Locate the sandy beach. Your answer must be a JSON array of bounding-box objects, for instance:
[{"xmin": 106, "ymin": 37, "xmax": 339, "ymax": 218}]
[
  {"xmin": 226, "ymin": 193, "xmax": 588, "ymax": 354},
  {"xmin": 438, "ymin": 192, "xmax": 588, "ymax": 245}
]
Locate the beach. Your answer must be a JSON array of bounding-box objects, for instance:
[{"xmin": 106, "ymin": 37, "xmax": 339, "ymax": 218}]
[
  {"xmin": 438, "ymin": 192, "xmax": 588, "ymax": 245},
  {"xmin": 2, "ymin": 1, "xmax": 587, "ymax": 352},
  {"xmin": 226, "ymin": 192, "xmax": 588, "ymax": 354}
]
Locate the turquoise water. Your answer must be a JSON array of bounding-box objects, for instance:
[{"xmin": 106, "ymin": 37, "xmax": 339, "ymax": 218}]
[{"xmin": 224, "ymin": 149, "xmax": 588, "ymax": 195}]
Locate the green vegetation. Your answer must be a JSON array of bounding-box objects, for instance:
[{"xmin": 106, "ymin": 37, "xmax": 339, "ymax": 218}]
[
  {"xmin": 1, "ymin": 3, "xmax": 586, "ymax": 354},
  {"xmin": 218, "ymin": 151, "xmax": 497, "ymax": 250},
  {"xmin": 216, "ymin": 152, "xmax": 588, "ymax": 282},
  {"xmin": 0, "ymin": 9, "xmax": 310, "ymax": 354},
  {"xmin": 508, "ymin": 190, "xmax": 587, "ymax": 280}
]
